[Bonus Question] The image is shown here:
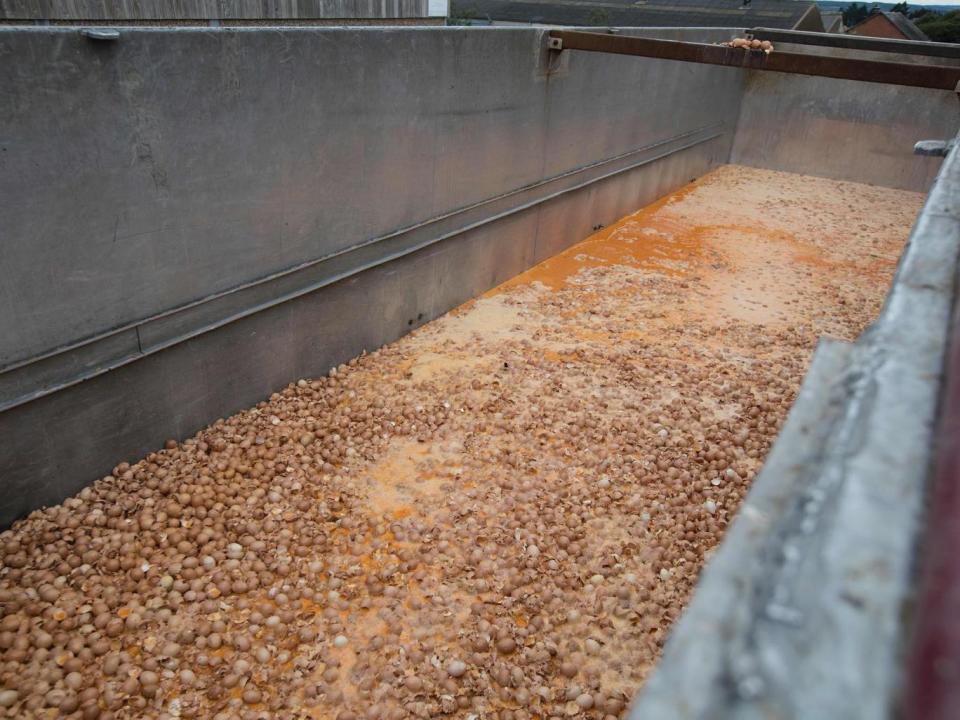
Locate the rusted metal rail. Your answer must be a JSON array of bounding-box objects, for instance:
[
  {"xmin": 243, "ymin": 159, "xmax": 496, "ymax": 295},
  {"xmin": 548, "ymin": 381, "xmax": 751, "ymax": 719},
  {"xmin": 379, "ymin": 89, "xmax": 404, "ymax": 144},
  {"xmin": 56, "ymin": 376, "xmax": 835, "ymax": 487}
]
[
  {"xmin": 548, "ymin": 30, "xmax": 960, "ymax": 91},
  {"xmin": 748, "ymin": 27, "xmax": 960, "ymax": 60}
]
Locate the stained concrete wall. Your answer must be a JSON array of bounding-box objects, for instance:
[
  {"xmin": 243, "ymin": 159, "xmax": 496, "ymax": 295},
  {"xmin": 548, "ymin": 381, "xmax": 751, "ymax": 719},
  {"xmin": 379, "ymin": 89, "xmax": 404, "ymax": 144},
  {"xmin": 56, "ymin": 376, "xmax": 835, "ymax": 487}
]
[
  {"xmin": 730, "ymin": 58, "xmax": 958, "ymax": 191},
  {"xmin": 0, "ymin": 25, "xmax": 740, "ymax": 527}
]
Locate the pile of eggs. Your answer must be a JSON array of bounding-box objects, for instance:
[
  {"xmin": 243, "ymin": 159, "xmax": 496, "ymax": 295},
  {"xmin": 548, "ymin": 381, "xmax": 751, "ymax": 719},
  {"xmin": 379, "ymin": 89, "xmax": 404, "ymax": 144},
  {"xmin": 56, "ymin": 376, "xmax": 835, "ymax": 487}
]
[
  {"xmin": 727, "ymin": 37, "xmax": 774, "ymax": 54},
  {"xmin": 0, "ymin": 170, "xmax": 890, "ymax": 719}
]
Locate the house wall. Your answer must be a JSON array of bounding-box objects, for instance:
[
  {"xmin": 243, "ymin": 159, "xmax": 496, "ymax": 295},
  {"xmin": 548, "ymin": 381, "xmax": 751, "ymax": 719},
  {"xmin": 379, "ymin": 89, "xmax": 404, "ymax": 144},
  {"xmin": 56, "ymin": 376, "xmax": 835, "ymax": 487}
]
[{"xmin": 848, "ymin": 14, "xmax": 908, "ymax": 40}]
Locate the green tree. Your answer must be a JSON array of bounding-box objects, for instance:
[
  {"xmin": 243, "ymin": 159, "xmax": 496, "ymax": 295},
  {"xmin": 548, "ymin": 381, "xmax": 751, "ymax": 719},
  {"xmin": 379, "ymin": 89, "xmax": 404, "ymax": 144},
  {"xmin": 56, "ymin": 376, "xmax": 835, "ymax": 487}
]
[
  {"xmin": 915, "ymin": 10, "xmax": 960, "ymax": 43},
  {"xmin": 842, "ymin": 3, "xmax": 869, "ymax": 27},
  {"xmin": 587, "ymin": 8, "xmax": 611, "ymax": 26},
  {"xmin": 448, "ymin": 6, "xmax": 480, "ymax": 25},
  {"xmin": 890, "ymin": 2, "xmax": 909, "ymax": 16}
]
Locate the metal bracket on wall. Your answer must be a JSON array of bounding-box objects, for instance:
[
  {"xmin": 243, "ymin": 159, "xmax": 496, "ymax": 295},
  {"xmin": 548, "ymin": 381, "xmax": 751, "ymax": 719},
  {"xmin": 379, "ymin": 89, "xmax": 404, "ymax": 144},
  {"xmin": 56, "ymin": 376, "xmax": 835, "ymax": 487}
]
[
  {"xmin": 915, "ymin": 139, "xmax": 956, "ymax": 158},
  {"xmin": 80, "ymin": 28, "xmax": 120, "ymax": 41},
  {"xmin": 540, "ymin": 34, "xmax": 568, "ymax": 76}
]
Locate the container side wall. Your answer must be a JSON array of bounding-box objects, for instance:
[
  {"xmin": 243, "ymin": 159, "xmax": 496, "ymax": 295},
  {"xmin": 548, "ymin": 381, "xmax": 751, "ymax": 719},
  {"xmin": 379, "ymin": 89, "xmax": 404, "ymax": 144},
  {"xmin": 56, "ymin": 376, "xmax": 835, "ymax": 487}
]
[
  {"xmin": 731, "ymin": 67, "xmax": 957, "ymax": 192},
  {"xmin": 0, "ymin": 26, "xmax": 740, "ymax": 527}
]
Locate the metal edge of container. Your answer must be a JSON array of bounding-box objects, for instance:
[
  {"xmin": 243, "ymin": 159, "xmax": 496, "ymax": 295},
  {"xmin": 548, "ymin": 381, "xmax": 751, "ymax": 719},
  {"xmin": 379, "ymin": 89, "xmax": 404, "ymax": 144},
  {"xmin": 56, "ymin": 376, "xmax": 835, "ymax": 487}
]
[
  {"xmin": 748, "ymin": 27, "xmax": 960, "ymax": 61},
  {"xmin": 627, "ymin": 134, "xmax": 960, "ymax": 719},
  {"xmin": 902, "ymin": 209, "xmax": 960, "ymax": 720},
  {"xmin": 547, "ymin": 29, "xmax": 960, "ymax": 90}
]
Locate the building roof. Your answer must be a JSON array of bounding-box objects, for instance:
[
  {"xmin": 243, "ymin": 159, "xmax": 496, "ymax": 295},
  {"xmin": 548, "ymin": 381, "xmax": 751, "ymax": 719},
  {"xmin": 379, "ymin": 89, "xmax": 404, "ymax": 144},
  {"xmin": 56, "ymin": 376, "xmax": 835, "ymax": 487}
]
[
  {"xmin": 846, "ymin": 11, "xmax": 931, "ymax": 42},
  {"xmin": 879, "ymin": 10, "xmax": 930, "ymax": 41},
  {"xmin": 820, "ymin": 10, "xmax": 843, "ymax": 33},
  {"xmin": 450, "ymin": 0, "xmax": 821, "ymax": 30}
]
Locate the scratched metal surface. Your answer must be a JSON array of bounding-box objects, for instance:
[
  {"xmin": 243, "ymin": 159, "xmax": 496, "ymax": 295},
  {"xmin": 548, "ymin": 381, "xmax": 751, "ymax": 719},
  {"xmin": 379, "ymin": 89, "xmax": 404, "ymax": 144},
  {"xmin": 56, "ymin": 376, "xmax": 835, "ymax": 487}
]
[{"xmin": 0, "ymin": 26, "xmax": 738, "ymax": 371}]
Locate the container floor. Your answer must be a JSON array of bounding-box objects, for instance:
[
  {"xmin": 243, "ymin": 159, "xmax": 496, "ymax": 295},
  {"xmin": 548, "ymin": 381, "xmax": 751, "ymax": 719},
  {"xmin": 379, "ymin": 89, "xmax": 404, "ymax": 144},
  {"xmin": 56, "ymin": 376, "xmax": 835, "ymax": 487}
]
[{"xmin": 0, "ymin": 166, "xmax": 924, "ymax": 720}]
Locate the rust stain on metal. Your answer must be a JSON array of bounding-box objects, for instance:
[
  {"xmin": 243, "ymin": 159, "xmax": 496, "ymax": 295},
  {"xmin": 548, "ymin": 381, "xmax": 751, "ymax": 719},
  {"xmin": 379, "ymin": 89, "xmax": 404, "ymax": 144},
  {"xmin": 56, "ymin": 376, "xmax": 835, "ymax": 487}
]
[{"xmin": 549, "ymin": 30, "xmax": 960, "ymax": 90}]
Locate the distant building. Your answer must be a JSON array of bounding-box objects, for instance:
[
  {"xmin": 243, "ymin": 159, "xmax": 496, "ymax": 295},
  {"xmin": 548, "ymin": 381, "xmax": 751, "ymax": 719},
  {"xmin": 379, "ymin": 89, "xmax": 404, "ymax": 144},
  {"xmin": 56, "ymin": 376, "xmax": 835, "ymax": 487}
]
[
  {"xmin": 846, "ymin": 10, "xmax": 930, "ymax": 41},
  {"xmin": 820, "ymin": 10, "xmax": 844, "ymax": 33},
  {"xmin": 450, "ymin": 0, "xmax": 825, "ymax": 32},
  {"xmin": 0, "ymin": 0, "xmax": 450, "ymax": 25}
]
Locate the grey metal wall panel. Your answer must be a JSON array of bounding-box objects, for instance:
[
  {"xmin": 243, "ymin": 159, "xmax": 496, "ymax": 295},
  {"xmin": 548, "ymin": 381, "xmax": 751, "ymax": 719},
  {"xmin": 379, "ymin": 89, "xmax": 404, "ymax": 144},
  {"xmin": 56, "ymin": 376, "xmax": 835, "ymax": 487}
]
[
  {"xmin": 0, "ymin": 194, "xmax": 538, "ymax": 526},
  {"xmin": 538, "ymin": 27, "xmax": 743, "ymax": 181},
  {"xmin": 0, "ymin": 137, "xmax": 723, "ymax": 529},
  {"xmin": 534, "ymin": 132, "xmax": 728, "ymax": 263},
  {"xmin": 731, "ymin": 70, "xmax": 958, "ymax": 192},
  {"xmin": 0, "ymin": 27, "xmax": 740, "ymax": 371},
  {"xmin": 0, "ymin": 25, "xmax": 741, "ymax": 526},
  {"xmin": 0, "ymin": 28, "xmax": 546, "ymax": 366},
  {"xmin": 0, "ymin": 120, "xmax": 726, "ymax": 414}
]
